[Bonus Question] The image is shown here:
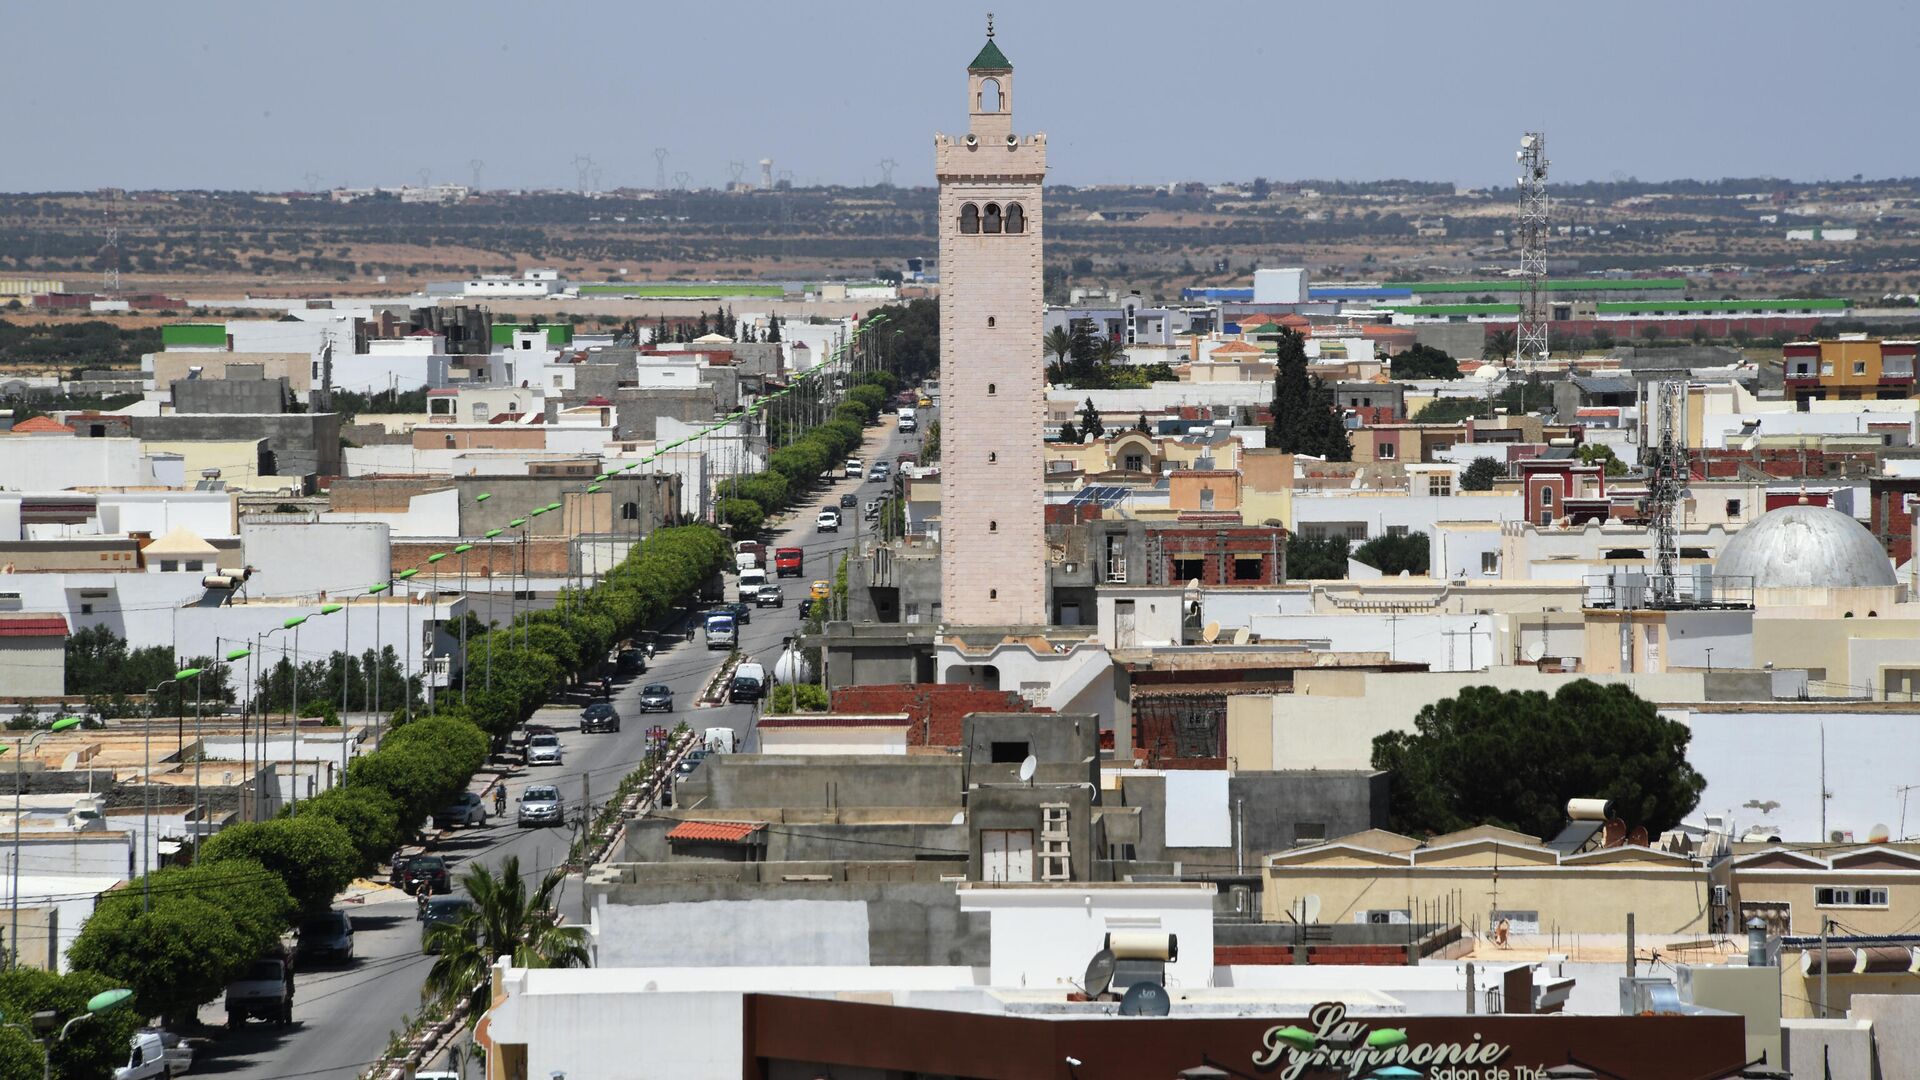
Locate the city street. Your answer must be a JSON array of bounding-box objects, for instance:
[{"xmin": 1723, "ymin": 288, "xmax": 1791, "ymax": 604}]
[{"xmin": 194, "ymin": 416, "xmax": 915, "ymax": 1079}]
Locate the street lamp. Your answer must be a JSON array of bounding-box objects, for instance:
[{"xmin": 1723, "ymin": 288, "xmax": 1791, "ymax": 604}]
[
  {"xmin": 453, "ymin": 544, "xmax": 475, "ymax": 705},
  {"xmin": 137, "ymin": 678, "xmax": 176, "ymax": 909},
  {"xmin": 482, "ymin": 530, "xmax": 504, "ymax": 692},
  {"xmin": 9, "ymin": 986, "xmax": 134, "ymax": 1080},
  {"xmin": 396, "ymin": 570, "xmax": 421, "ymax": 725},
  {"xmin": 367, "ymin": 581, "xmax": 391, "ymax": 728},
  {"xmin": 316, "ymin": 605, "xmax": 343, "ymax": 785},
  {"xmin": 6, "ymin": 716, "xmax": 82, "ymax": 969}
]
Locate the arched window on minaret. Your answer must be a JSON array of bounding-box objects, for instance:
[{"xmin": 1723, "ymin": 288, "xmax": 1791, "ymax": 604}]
[
  {"xmin": 978, "ymin": 77, "xmax": 1001, "ymax": 113},
  {"xmin": 1005, "ymin": 202, "xmax": 1025, "ymax": 234},
  {"xmin": 983, "ymin": 203, "xmax": 1002, "ymax": 234},
  {"xmin": 960, "ymin": 203, "xmax": 980, "ymax": 234}
]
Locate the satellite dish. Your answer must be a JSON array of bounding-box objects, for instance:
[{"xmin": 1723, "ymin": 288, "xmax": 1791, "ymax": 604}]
[
  {"xmin": 1118, "ymin": 981, "xmax": 1171, "ymax": 1017},
  {"xmin": 1869, "ymin": 824, "xmax": 1891, "ymax": 844},
  {"xmin": 1083, "ymin": 949, "xmax": 1116, "ymax": 998},
  {"xmin": 1231, "ymin": 627, "xmax": 1251, "ymax": 646},
  {"xmin": 1202, "ymin": 622, "xmax": 1221, "ymax": 643},
  {"xmin": 1523, "ymin": 641, "xmax": 1546, "ymax": 662},
  {"xmin": 1018, "ymin": 755, "xmax": 1037, "ymax": 783},
  {"xmin": 950, "ymin": 811, "xmax": 966, "ymax": 825}
]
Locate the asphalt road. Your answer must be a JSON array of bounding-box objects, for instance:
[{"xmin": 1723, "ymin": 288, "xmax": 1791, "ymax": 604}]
[{"xmin": 194, "ymin": 416, "xmax": 916, "ymax": 1080}]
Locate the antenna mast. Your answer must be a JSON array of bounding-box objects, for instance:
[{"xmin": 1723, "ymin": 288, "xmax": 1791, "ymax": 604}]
[
  {"xmin": 1648, "ymin": 378, "xmax": 1686, "ymax": 605},
  {"xmin": 1516, "ymin": 132, "xmax": 1550, "ymax": 365}
]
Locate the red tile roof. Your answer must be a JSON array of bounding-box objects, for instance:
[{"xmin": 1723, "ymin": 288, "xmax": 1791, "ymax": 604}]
[
  {"xmin": 0, "ymin": 614, "xmax": 70, "ymax": 638},
  {"xmin": 9, "ymin": 416, "xmax": 74, "ymax": 434},
  {"xmin": 665, "ymin": 820, "xmax": 765, "ymax": 843}
]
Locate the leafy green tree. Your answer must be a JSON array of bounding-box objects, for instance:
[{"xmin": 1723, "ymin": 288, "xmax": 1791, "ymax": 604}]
[
  {"xmin": 714, "ymin": 497, "xmax": 765, "ymax": 536},
  {"xmin": 69, "ymin": 859, "xmax": 294, "ymax": 1027},
  {"xmin": 423, "ymin": 856, "xmax": 588, "ymax": 1022},
  {"xmin": 1285, "ymin": 534, "xmax": 1350, "ymax": 580},
  {"xmin": 1079, "ymin": 398, "xmax": 1105, "ymax": 440},
  {"xmin": 1352, "ymin": 531, "xmax": 1430, "ymax": 575},
  {"xmin": 1135, "ymin": 413, "xmax": 1151, "ymax": 433},
  {"xmin": 0, "ymin": 967, "xmax": 145, "ymax": 1079},
  {"xmin": 1460, "ymin": 456, "xmax": 1504, "ymax": 491},
  {"xmin": 290, "ymin": 787, "xmax": 402, "ymax": 877},
  {"xmin": 0, "ymin": 1027, "xmax": 38, "ymax": 1078},
  {"xmin": 200, "ymin": 816, "xmax": 359, "ymax": 913},
  {"xmin": 1371, "ymin": 681, "xmax": 1708, "ymax": 841},
  {"xmin": 1389, "ymin": 343, "xmax": 1460, "ymax": 380},
  {"xmin": 1577, "ymin": 443, "xmax": 1628, "ymax": 477},
  {"xmin": 765, "ymin": 314, "xmax": 781, "ymax": 343},
  {"xmin": 1057, "ymin": 420, "xmax": 1080, "ymax": 444},
  {"xmin": 1268, "ymin": 327, "xmax": 1351, "ymax": 460}
]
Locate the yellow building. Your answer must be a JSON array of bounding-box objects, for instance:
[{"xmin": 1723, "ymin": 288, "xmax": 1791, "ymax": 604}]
[
  {"xmin": 1263, "ymin": 824, "xmax": 1710, "ymax": 936},
  {"xmin": 1783, "ymin": 337, "xmax": 1918, "ymax": 405}
]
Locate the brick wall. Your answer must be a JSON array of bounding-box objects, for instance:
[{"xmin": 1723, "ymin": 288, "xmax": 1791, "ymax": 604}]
[
  {"xmin": 830, "ymin": 683, "xmax": 1041, "ymax": 747},
  {"xmin": 391, "ymin": 536, "xmax": 570, "ymax": 578}
]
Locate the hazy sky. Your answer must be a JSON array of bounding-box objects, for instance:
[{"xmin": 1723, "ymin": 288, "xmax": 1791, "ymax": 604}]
[{"xmin": 6, "ymin": 0, "xmax": 1918, "ymax": 192}]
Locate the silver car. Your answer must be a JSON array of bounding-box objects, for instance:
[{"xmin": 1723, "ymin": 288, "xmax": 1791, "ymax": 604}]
[
  {"xmin": 526, "ymin": 733, "xmax": 563, "ymax": 767},
  {"xmin": 518, "ymin": 784, "xmax": 564, "ymax": 829}
]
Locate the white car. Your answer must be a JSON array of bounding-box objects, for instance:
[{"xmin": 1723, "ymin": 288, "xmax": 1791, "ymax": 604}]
[
  {"xmin": 816, "ymin": 508, "xmax": 841, "ymax": 532},
  {"xmin": 526, "ymin": 733, "xmax": 563, "ymax": 766}
]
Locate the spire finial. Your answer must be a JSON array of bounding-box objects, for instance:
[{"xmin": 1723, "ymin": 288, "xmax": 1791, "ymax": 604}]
[{"xmin": 986, "ymin": 12, "xmax": 994, "ymax": 38}]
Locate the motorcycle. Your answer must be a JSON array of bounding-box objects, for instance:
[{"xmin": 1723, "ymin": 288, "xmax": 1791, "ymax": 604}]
[{"xmin": 493, "ymin": 786, "xmax": 507, "ymax": 816}]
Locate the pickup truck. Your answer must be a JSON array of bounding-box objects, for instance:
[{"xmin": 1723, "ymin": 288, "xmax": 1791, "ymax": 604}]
[
  {"xmin": 225, "ymin": 949, "xmax": 294, "ymax": 1027},
  {"xmin": 114, "ymin": 1029, "xmax": 193, "ymax": 1080}
]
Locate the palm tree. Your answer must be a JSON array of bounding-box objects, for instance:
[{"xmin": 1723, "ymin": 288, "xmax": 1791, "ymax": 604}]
[
  {"xmin": 1094, "ymin": 336, "xmax": 1127, "ymax": 367},
  {"xmin": 1482, "ymin": 328, "xmax": 1516, "ymax": 362},
  {"xmin": 422, "ymin": 855, "xmax": 589, "ymax": 1020},
  {"xmin": 1044, "ymin": 325, "xmax": 1073, "ymax": 369}
]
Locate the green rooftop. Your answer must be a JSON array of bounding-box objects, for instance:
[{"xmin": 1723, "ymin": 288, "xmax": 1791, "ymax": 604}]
[
  {"xmin": 968, "ymin": 39, "xmax": 1011, "ymax": 70},
  {"xmin": 489, "ymin": 323, "xmax": 573, "ymax": 346},
  {"xmin": 1386, "ymin": 278, "xmax": 1688, "ymax": 294},
  {"xmin": 161, "ymin": 323, "xmax": 228, "ymax": 347}
]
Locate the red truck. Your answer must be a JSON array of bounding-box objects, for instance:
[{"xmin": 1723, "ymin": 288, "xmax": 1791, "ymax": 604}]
[{"xmin": 774, "ymin": 547, "xmax": 804, "ymax": 577}]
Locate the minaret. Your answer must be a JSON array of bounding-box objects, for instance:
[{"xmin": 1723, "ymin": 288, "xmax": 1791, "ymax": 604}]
[{"xmin": 936, "ymin": 17, "xmax": 1049, "ymax": 626}]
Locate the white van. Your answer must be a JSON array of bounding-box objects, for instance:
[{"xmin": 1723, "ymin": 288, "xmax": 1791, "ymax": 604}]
[
  {"xmin": 844, "ymin": 457, "xmax": 863, "ymax": 478},
  {"xmin": 729, "ymin": 661, "xmax": 767, "ymax": 703},
  {"xmin": 738, "ymin": 568, "xmax": 767, "ymax": 602}
]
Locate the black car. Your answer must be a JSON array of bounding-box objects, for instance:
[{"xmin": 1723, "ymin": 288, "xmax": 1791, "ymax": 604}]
[
  {"xmin": 405, "ymin": 855, "xmax": 450, "ymax": 896},
  {"xmin": 637, "ymin": 683, "xmax": 674, "ymax": 713},
  {"xmin": 839, "ymin": 493, "xmax": 858, "ymax": 508},
  {"xmin": 581, "ymin": 702, "xmax": 621, "ymax": 733},
  {"xmin": 297, "ymin": 910, "xmax": 355, "ymax": 964},
  {"xmin": 387, "ymin": 853, "xmax": 416, "ymax": 890},
  {"xmin": 798, "ymin": 598, "xmax": 815, "ymax": 619},
  {"xmin": 616, "ymin": 647, "xmax": 647, "ymax": 675},
  {"xmin": 718, "ymin": 601, "xmax": 751, "ymax": 625}
]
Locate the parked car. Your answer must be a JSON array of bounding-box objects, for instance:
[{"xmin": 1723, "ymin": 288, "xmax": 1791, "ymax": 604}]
[
  {"xmin": 839, "ymin": 493, "xmax": 858, "ymax": 508},
  {"xmin": 296, "ymin": 909, "xmax": 355, "ymax": 964},
  {"xmin": 616, "ymin": 647, "xmax": 647, "ymax": 675},
  {"xmin": 518, "ymin": 784, "xmax": 564, "ymax": 828},
  {"xmin": 225, "ymin": 948, "xmax": 293, "ymax": 1027},
  {"xmin": 420, "ymin": 895, "xmax": 474, "ymax": 953},
  {"xmin": 581, "ymin": 702, "xmax": 621, "ymax": 733},
  {"xmin": 816, "ymin": 508, "xmax": 840, "ymax": 532},
  {"xmin": 810, "ymin": 580, "xmax": 832, "ymax": 601},
  {"xmin": 387, "ymin": 853, "xmax": 417, "ymax": 890},
  {"xmin": 435, "ymin": 791, "xmax": 489, "ymax": 828},
  {"xmin": 754, "ymin": 584, "xmax": 785, "ymax": 608},
  {"xmin": 675, "ymin": 749, "xmax": 709, "ymax": 778},
  {"xmin": 405, "ymin": 855, "xmax": 451, "ymax": 895},
  {"xmin": 526, "ymin": 733, "xmax": 563, "ymax": 766},
  {"xmin": 637, "ymin": 683, "xmax": 675, "ymax": 713}
]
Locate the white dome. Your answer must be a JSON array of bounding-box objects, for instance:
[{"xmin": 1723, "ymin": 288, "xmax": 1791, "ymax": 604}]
[{"xmin": 1715, "ymin": 503, "xmax": 1896, "ymax": 590}]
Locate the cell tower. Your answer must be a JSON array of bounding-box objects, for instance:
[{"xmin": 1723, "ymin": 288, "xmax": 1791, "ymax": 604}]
[
  {"xmin": 1515, "ymin": 131, "xmax": 1550, "ymax": 365},
  {"xmin": 1646, "ymin": 378, "xmax": 1687, "ymax": 605},
  {"xmin": 653, "ymin": 148, "xmax": 670, "ymax": 191},
  {"xmin": 101, "ymin": 197, "xmax": 121, "ymax": 295}
]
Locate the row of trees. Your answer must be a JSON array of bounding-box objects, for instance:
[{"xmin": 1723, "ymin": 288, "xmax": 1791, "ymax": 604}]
[
  {"xmin": 1285, "ymin": 531, "xmax": 1431, "ymax": 580},
  {"xmin": 715, "ymin": 373, "xmax": 895, "ymax": 536},
  {"xmin": 63, "ymin": 523, "xmax": 733, "ymax": 1029}
]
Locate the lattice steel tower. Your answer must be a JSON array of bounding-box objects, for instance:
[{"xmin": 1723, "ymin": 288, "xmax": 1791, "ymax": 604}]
[{"xmin": 1515, "ymin": 132, "xmax": 1550, "ymax": 364}]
